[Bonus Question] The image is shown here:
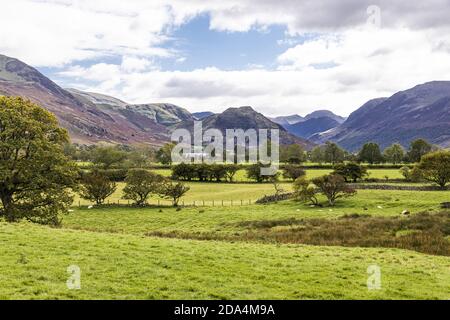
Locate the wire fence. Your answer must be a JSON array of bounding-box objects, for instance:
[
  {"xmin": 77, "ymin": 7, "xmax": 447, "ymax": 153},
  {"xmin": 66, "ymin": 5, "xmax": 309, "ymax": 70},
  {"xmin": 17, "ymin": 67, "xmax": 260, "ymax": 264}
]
[{"xmin": 74, "ymin": 198, "xmax": 257, "ymax": 208}]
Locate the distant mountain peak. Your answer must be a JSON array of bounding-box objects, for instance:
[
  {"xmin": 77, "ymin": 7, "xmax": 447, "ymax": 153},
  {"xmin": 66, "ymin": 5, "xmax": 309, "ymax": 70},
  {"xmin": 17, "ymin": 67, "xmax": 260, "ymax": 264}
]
[{"xmin": 304, "ymin": 110, "xmax": 346, "ymax": 123}]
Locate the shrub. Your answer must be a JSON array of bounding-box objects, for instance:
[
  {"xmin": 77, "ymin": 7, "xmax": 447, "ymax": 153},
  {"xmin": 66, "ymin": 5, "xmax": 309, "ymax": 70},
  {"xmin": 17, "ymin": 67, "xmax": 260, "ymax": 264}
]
[
  {"xmin": 282, "ymin": 164, "xmax": 306, "ymax": 181},
  {"xmin": 400, "ymin": 166, "xmax": 424, "ymax": 182},
  {"xmin": 209, "ymin": 164, "xmax": 228, "ymax": 182},
  {"xmin": 245, "ymin": 162, "xmax": 272, "ymax": 183},
  {"xmin": 333, "ymin": 163, "xmax": 368, "ymax": 182},
  {"xmin": 171, "ymin": 163, "xmax": 196, "ymax": 181}
]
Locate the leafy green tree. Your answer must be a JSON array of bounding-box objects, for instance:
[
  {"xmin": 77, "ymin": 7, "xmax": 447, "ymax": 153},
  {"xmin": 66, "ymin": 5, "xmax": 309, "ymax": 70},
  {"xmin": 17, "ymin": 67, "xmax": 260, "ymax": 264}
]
[
  {"xmin": 92, "ymin": 146, "xmax": 127, "ymax": 169},
  {"xmin": 245, "ymin": 162, "xmax": 272, "ymax": 183},
  {"xmin": 209, "ymin": 164, "xmax": 228, "ymax": 182},
  {"xmin": 282, "ymin": 164, "xmax": 306, "ymax": 181},
  {"xmin": 160, "ymin": 182, "xmax": 190, "ymax": 206},
  {"xmin": 122, "ymin": 169, "xmax": 165, "ymax": 205},
  {"xmin": 418, "ymin": 151, "xmax": 450, "ymax": 189},
  {"xmin": 333, "ymin": 163, "xmax": 368, "ymax": 182},
  {"xmin": 309, "ymin": 145, "xmax": 326, "ymax": 164},
  {"xmin": 280, "ymin": 144, "xmax": 305, "ymax": 164},
  {"xmin": 79, "ymin": 170, "xmax": 116, "ymax": 205},
  {"xmin": 156, "ymin": 142, "xmax": 175, "ymax": 165},
  {"xmin": 312, "ymin": 174, "xmax": 356, "ymax": 206},
  {"xmin": 293, "ymin": 177, "xmax": 319, "ymax": 206},
  {"xmin": 407, "ymin": 139, "xmax": 433, "ymax": 163},
  {"xmin": 125, "ymin": 147, "xmax": 154, "ymax": 168},
  {"xmin": 399, "ymin": 166, "xmax": 423, "ymax": 182},
  {"xmin": 383, "ymin": 143, "xmax": 405, "ymax": 164},
  {"xmin": 358, "ymin": 142, "xmax": 384, "ymax": 164},
  {"xmin": 324, "ymin": 142, "xmax": 345, "ymax": 164},
  {"xmin": 0, "ymin": 97, "xmax": 78, "ymax": 225},
  {"xmin": 224, "ymin": 164, "xmax": 240, "ymax": 182}
]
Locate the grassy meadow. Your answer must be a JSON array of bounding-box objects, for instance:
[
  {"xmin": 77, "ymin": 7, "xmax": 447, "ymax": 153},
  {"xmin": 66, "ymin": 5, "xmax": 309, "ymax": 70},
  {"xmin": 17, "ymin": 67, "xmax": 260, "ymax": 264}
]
[
  {"xmin": 1, "ymin": 222, "xmax": 449, "ymax": 300},
  {"xmin": 2, "ymin": 166, "xmax": 449, "ymax": 300}
]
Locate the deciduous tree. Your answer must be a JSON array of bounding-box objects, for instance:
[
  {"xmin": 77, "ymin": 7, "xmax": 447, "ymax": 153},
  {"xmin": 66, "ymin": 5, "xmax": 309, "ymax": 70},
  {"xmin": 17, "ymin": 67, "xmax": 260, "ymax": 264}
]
[{"xmin": 0, "ymin": 97, "xmax": 78, "ymax": 225}]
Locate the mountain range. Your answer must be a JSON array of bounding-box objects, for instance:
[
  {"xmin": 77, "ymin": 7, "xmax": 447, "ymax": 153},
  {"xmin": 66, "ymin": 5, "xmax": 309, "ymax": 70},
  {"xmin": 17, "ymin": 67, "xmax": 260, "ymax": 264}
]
[
  {"xmin": 311, "ymin": 81, "xmax": 450, "ymax": 150},
  {"xmin": 0, "ymin": 53, "xmax": 449, "ymax": 150}
]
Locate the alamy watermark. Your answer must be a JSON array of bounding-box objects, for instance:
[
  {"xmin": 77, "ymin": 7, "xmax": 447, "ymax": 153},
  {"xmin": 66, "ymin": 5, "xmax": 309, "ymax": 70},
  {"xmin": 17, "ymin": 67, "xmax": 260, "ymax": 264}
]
[
  {"xmin": 367, "ymin": 264, "xmax": 381, "ymax": 290},
  {"xmin": 171, "ymin": 121, "xmax": 279, "ymax": 175},
  {"xmin": 66, "ymin": 265, "xmax": 81, "ymax": 290}
]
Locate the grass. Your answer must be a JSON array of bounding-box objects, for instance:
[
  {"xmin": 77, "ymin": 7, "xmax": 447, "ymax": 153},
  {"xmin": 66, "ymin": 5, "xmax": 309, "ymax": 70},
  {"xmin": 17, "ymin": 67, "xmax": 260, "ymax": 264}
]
[
  {"xmin": 1, "ymin": 222, "xmax": 449, "ymax": 299},
  {"xmin": 151, "ymin": 168, "xmax": 404, "ymax": 181},
  {"xmin": 73, "ymin": 182, "xmax": 289, "ymax": 206},
  {"xmin": 65, "ymin": 189, "xmax": 450, "ymax": 236}
]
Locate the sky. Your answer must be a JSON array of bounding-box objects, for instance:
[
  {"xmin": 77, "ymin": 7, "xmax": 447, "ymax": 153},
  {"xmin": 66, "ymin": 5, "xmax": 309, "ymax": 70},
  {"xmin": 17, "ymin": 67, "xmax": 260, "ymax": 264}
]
[{"xmin": 1, "ymin": 0, "xmax": 450, "ymax": 117}]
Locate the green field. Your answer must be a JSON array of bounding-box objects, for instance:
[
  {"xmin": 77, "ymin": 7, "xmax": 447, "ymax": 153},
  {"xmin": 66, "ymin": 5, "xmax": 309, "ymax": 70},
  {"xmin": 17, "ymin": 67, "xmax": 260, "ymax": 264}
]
[
  {"xmin": 67, "ymin": 189, "xmax": 450, "ymax": 235},
  {"xmin": 3, "ymin": 174, "xmax": 450, "ymax": 299},
  {"xmin": 1, "ymin": 222, "xmax": 449, "ymax": 299},
  {"xmin": 152, "ymin": 168, "xmax": 404, "ymax": 181}
]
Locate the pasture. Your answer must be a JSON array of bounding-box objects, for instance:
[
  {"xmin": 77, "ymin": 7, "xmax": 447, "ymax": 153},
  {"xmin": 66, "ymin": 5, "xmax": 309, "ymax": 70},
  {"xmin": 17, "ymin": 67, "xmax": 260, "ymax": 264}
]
[
  {"xmin": 1, "ymin": 221, "xmax": 449, "ymax": 300},
  {"xmin": 2, "ymin": 167, "xmax": 450, "ymax": 300}
]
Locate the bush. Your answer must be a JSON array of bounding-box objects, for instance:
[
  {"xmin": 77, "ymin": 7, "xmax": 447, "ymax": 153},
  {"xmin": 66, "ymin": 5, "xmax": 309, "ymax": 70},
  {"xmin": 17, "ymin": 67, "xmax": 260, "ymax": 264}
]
[
  {"xmin": 245, "ymin": 162, "xmax": 272, "ymax": 183},
  {"xmin": 282, "ymin": 164, "xmax": 306, "ymax": 181},
  {"xmin": 400, "ymin": 166, "xmax": 424, "ymax": 182},
  {"xmin": 333, "ymin": 163, "xmax": 368, "ymax": 182}
]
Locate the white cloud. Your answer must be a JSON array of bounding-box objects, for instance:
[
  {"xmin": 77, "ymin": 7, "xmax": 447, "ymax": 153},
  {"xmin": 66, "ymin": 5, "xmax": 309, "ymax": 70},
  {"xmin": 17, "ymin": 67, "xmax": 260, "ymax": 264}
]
[{"xmin": 2, "ymin": 0, "xmax": 450, "ymax": 117}]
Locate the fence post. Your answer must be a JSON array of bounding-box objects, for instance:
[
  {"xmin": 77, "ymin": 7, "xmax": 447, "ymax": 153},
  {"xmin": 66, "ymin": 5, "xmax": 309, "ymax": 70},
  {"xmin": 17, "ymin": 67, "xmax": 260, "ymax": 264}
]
[
  {"xmin": 222, "ymin": 200, "xmax": 224, "ymax": 206},
  {"xmin": 212, "ymin": 200, "xmax": 215, "ymax": 207},
  {"xmin": 241, "ymin": 200, "xmax": 243, "ymax": 206},
  {"xmin": 203, "ymin": 200, "xmax": 205, "ymax": 206},
  {"xmin": 78, "ymin": 200, "xmax": 81, "ymax": 208},
  {"xmin": 231, "ymin": 200, "xmax": 233, "ymax": 206}
]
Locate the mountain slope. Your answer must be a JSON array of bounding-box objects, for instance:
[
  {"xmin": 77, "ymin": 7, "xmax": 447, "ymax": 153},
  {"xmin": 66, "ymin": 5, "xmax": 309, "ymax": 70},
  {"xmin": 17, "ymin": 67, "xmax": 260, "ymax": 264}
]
[
  {"xmin": 304, "ymin": 110, "xmax": 346, "ymax": 124},
  {"xmin": 67, "ymin": 89, "xmax": 194, "ymax": 126},
  {"xmin": 285, "ymin": 117, "xmax": 340, "ymax": 139},
  {"xmin": 270, "ymin": 114, "xmax": 304, "ymax": 126},
  {"xmin": 0, "ymin": 54, "xmax": 189, "ymax": 145},
  {"xmin": 193, "ymin": 111, "xmax": 215, "ymax": 120},
  {"xmin": 175, "ymin": 106, "xmax": 315, "ymax": 149},
  {"xmin": 312, "ymin": 82, "xmax": 450, "ymax": 150}
]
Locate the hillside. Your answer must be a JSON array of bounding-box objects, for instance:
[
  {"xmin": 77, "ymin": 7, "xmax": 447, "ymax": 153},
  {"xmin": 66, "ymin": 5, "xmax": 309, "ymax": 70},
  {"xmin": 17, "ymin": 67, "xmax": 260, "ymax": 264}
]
[
  {"xmin": 312, "ymin": 82, "xmax": 450, "ymax": 150},
  {"xmin": 304, "ymin": 110, "xmax": 346, "ymax": 123},
  {"xmin": 285, "ymin": 116, "xmax": 340, "ymax": 139},
  {"xmin": 0, "ymin": 54, "xmax": 190, "ymax": 145},
  {"xmin": 175, "ymin": 106, "xmax": 315, "ymax": 148},
  {"xmin": 270, "ymin": 114, "xmax": 304, "ymax": 126},
  {"xmin": 193, "ymin": 111, "xmax": 215, "ymax": 120}
]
